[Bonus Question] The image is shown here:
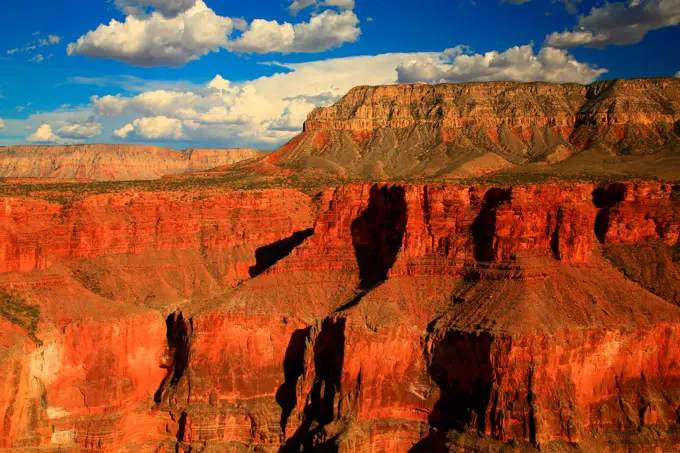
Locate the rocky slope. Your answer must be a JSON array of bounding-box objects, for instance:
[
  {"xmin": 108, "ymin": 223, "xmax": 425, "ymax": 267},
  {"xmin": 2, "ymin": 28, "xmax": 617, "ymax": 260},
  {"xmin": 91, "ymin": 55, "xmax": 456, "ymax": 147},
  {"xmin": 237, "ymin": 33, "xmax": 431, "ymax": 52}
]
[
  {"xmin": 225, "ymin": 78, "xmax": 680, "ymax": 180},
  {"xmin": 0, "ymin": 145, "xmax": 261, "ymax": 181},
  {"xmin": 2, "ymin": 180, "xmax": 680, "ymax": 452}
]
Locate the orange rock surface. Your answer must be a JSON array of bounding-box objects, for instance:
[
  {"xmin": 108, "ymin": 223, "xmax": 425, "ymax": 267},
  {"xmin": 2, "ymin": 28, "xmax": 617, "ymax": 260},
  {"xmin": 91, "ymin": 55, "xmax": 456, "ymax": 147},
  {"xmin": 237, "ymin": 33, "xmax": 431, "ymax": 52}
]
[
  {"xmin": 0, "ymin": 145, "xmax": 261, "ymax": 181},
  {"xmin": 3, "ymin": 180, "xmax": 677, "ymax": 452},
  {"xmin": 3, "ymin": 76, "xmax": 680, "ymax": 452}
]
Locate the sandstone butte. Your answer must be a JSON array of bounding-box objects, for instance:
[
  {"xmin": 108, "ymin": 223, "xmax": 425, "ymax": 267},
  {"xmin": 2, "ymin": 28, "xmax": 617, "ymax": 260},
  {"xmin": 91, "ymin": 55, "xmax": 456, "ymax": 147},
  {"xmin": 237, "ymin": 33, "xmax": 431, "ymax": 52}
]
[
  {"xmin": 0, "ymin": 145, "xmax": 262, "ymax": 181},
  {"xmin": 1, "ymin": 78, "xmax": 680, "ymax": 453}
]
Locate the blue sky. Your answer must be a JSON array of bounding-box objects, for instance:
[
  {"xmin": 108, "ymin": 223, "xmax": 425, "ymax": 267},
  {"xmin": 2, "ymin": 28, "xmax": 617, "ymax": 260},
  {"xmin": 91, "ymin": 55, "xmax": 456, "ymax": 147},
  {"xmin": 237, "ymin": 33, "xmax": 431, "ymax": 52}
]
[{"xmin": 0, "ymin": 0, "xmax": 678, "ymax": 149}]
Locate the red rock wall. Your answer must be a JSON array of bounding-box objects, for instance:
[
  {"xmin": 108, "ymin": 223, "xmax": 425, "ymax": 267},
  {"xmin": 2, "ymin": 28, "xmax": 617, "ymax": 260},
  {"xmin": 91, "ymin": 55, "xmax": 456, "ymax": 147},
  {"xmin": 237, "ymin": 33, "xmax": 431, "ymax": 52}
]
[
  {"xmin": 0, "ymin": 189, "xmax": 313, "ymax": 276},
  {"xmin": 3, "ymin": 181, "xmax": 680, "ymax": 453}
]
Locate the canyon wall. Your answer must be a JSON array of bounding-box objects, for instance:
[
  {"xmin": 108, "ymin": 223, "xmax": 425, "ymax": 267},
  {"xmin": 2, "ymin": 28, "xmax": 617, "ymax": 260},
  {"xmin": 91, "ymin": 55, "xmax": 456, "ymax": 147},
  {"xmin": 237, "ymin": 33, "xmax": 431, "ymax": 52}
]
[
  {"xmin": 2, "ymin": 180, "xmax": 680, "ymax": 452},
  {"xmin": 0, "ymin": 145, "xmax": 261, "ymax": 181},
  {"xmin": 266, "ymin": 78, "xmax": 680, "ymax": 179}
]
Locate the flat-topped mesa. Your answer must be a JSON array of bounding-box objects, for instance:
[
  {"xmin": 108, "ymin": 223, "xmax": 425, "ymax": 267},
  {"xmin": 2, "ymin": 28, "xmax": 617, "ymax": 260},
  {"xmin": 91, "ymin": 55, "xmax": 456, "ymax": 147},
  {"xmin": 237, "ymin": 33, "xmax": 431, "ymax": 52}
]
[
  {"xmin": 0, "ymin": 144, "xmax": 262, "ymax": 181},
  {"xmin": 272, "ymin": 78, "xmax": 680, "ymax": 180},
  {"xmin": 304, "ymin": 78, "xmax": 680, "ymax": 132},
  {"xmin": 304, "ymin": 82, "xmax": 588, "ymax": 132}
]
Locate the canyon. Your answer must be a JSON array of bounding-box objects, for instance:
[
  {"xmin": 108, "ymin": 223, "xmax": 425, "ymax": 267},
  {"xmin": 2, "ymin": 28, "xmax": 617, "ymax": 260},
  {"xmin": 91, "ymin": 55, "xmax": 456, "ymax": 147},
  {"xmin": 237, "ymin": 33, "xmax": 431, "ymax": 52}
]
[
  {"xmin": 1, "ymin": 78, "xmax": 680, "ymax": 453},
  {"xmin": 215, "ymin": 77, "xmax": 680, "ymax": 182},
  {"xmin": 0, "ymin": 145, "xmax": 261, "ymax": 181},
  {"xmin": 2, "ymin": 180, "xmax": 680, "ymax": 452}
]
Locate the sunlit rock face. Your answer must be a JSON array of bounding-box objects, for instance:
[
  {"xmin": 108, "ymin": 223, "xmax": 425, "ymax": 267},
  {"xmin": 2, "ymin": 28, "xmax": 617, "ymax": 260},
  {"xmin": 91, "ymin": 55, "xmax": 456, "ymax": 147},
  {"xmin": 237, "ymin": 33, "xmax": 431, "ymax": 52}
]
[
  {"xmin": 2, "ymin": 180, "xmax": 680, "ymax": 452},
  {"xmin": 0, "ymin": 145, "xmax": 261, "ymax": 181}
]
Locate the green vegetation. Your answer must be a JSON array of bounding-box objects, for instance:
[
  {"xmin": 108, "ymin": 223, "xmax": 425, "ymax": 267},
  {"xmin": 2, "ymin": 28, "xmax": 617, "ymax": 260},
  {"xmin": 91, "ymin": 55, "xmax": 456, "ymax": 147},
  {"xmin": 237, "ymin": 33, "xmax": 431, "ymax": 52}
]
[{"xmin": 0, "ymin": 292, "xmax": 42, "ymax": 346}]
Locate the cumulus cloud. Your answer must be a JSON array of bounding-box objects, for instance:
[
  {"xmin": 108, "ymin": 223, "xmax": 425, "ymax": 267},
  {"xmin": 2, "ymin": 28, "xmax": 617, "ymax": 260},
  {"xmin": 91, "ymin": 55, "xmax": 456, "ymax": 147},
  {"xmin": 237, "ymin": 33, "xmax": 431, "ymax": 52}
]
[
  {"xmin": 289, "ymin": 0, "xmax": 354, "ymax": 15},
  {"xmin": 57, "ymin": 121, "xmax": 103, "ymax": 139},
  {"xmin": 6, "ymin": 45, "xmax": 606, "ymax": 148},
  {"xmin": 396, "ymin": 44, "xmax": 606, "ymax": 84},
  {"xmin": 114, "ymin": 0, "xmax": 198, "ymax": 18},
  {"xmin": 229, "ymin": 9, "xmax": 360, "ymax": 54},
  {"xmin": 67, "ymin": 1, "xmax": 238, "ymax": 67},
  {"xmin": 113, "ymin": 116, "xmax": 185, "ymax": 140},
  {"xmin": 86, "ymin": 46, "xmax": 604, "ymax": 146},
  {"xmin": 545, "ymin": 0, "xmax": 680, "ymax": 48},
  {"xmin": 68, "ymin": 0, "xmax": 360, "ymax": 66},
  {"xmin": 30, "ymin": 54, "xmax": 44, "ymax": 63},
  {"xmin": 675, "ymin": 71, "xmax": 680, "ymax": 78},
  {"xmin": 26, "ymin": 124, "xmax": 76, "ymax": 145}
]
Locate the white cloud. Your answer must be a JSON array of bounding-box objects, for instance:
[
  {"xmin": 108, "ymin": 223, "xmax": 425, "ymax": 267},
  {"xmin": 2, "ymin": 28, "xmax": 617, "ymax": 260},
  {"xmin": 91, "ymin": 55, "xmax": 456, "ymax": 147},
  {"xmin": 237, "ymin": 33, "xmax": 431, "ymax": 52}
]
[
  {"xmin": 396, "ymin": 45, "xmax": 607, "ymax": 85},
  {"xmin": 68, "ymin": 0, "xmax": 360, "ymax": 66},
  {"xmin": 57, "ymin": 122, "xmax": 103, "ymax": 139},
  {"xmin": 114, "ymin": 0, "xmax": 199, "ymax": 18},
  {"xmin": 67, "ymin": 1, "xmax": 238, "ymax": 67},
  {"xmin": 7, "ymin": 34, "xmax": 61, "ymax": 55},
  {"xmin": 39, "ymin": 35, "xmax": 61, "ymax": 46},
  {"xmin": 3, "ymin": 45, "xmax": 606, "ymax": 148},
  {"xmin": 26, "ymin": 124, "xmax": 75, "ymax": 145},
  {"xmin": 289, "ymin": 0, "xmax": 354, "ymax": 14},
  {"xmin": 114, "ymin": 116, "xmax": 184, "ymax": 140},
  {"xmin": 229, "ymin": 9, "xmax": 360, "ymax": 54},
  {"xmin": 0, "ymin": 119, "xmax": 4, "ymax": 130},
  {"xmin": 675, "ymin": 71, "xmax": 680, "ymax": 78},
  {"xmin": 545, "ymin": 0, "xmax": 680, "ymax": 48},
  {"xmin": 30, "ymin": 54, "xmax": 44, "ymax": 63},
  {"xmin": 90, "ymin": 52, "xmax": 435, "ymax": 144}
]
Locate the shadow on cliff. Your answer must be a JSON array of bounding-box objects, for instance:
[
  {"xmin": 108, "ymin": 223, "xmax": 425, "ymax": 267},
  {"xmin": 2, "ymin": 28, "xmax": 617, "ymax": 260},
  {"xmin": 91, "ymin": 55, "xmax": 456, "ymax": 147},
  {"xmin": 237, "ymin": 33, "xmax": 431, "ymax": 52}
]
[
  {"xmin": 249, "ymin": 228, "xmax": 314, "ymax": 278},
  {"xmin": 276, "ymin": 326, "xmax": 312, "ymax": 436},
  {"xmin": 279, "ymin": 318, "xmax": 346, "ymax": 452},
  {"xmin": 154, "ymin": 311, "xmax": 191, "ymax": 405},
  {"xmin": 592, "ymin": 184, "xmax": 626, "ymax": 244},
  {"xmin": 409, "ymin": 330, "xmax": 494, "ymax": 453},
  {"xmin": 337, "ymin": 184, "xmax": 407, "ymax": 312},
  {"xmin": 470, "ymin": 188, "xmax": 512, "ymax": 262}
]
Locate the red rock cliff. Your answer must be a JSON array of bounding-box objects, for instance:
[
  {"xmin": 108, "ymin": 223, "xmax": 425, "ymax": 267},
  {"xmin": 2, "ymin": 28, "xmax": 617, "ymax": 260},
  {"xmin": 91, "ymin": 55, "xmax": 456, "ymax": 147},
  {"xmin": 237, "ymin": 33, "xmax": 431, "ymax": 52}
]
[
  {"xmin": 262, "ymin": 78, "xmax": 680, "ymax": 179},
  {"xmin": 3, "ymin": 180, "xmax": 680, "ymax": 452}
]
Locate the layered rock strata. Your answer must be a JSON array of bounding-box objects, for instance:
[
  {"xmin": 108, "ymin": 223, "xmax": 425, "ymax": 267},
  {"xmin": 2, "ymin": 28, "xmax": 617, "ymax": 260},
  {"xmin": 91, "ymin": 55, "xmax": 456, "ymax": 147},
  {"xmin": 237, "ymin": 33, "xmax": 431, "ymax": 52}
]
[
  {"xmin": 2, "ymin": 181, "xmax": 680, "ymax": 452},
  {"xmin": 0, "ymin": 145, "xmax": 261, "ymax": 181}
]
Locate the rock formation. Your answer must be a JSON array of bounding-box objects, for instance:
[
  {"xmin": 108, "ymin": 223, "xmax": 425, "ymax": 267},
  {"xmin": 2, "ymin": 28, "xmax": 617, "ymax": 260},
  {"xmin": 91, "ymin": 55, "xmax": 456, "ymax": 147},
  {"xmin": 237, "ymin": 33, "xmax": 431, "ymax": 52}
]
[
  {"xmin": 3, "ymin": 79, "xmax": 680, "ymax": 452},
  {"xmin": 0, "ymin": 145, "xmax": 261, "ymax": 181},
  {"xmin": 218, "ymin": 77, "xmax": 680, "ymax": 181},
  {"xmin": 1, "ymin": 180, "xmax": 680, "ymax": 452}
]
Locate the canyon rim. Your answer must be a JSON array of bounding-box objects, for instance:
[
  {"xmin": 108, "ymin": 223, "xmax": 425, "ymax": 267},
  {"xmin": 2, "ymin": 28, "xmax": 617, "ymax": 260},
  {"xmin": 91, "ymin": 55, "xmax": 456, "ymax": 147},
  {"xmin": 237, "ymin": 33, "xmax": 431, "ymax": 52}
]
[{"xmin": 1, "ymin": 77, "xmax": 680, "ymax": 453}]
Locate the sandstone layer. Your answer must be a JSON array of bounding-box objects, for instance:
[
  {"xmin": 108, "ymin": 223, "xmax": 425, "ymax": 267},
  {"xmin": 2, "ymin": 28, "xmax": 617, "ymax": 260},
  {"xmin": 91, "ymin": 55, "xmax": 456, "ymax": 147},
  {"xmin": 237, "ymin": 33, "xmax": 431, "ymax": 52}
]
[
  {"xmin": 0, "ymin": 145, "xmax": 261, "ymax": 181},
  {"xmin": 216, "ymin": 78, "xmax": 680, "ymax": 181},
  {"xmin": 2, "ymin": 180, "xmax": 680, "ymax": 453}
]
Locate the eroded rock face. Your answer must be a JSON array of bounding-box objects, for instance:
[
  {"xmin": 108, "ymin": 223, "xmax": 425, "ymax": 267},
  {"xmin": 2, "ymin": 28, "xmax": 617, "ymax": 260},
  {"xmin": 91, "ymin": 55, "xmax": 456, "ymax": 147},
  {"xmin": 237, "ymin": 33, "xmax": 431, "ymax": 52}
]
[
  {"xmin": 0, "ymin": 145, "xmax": 261, "ymax": 181},
  {"xmin": 266, "ymin": 78, "xmax": 680, "ymax": 179},
  {"xmin": 2, "ymin": 181, "xmax": 680, "ymax": 452}
]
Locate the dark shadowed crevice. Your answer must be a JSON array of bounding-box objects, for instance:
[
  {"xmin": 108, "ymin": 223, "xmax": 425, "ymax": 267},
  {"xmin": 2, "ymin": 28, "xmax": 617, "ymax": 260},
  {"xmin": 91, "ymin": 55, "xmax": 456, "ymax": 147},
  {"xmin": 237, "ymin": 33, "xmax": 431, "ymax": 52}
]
[
  {"xmin": 249, "ymin": 228, "xmax": 314, "ymax": 278},
  {"xmin": 550, "ymin": 209, "xmax": 562, "ymax": 260},
  {"xmin": 470, "ymin": 188, "xmax": 512, "ymax": 262},
  {"xmin": 176, "ymin": 411, "xmax": 188, "ymax": 442},
  {"xmin": 276, "ymin": 327, "xmax": 312, "ymax": 438},
  {"xmin": 592, "ymin": 184, "xmax": 626, "ymax": 244},
  {"xmin": 409, "ymin": 330, "xmax": 494, "ymax": 453},
  {"xmin": 351, "ymin": 185, "xmax": 407, "ymax": 290},
  {"xmin": 154, "ymin": 311, "xmax": 191, "ymax": 404},
  {"xmin": 281, "ymin": 318, "xmax": 346, "ymax": 452}
]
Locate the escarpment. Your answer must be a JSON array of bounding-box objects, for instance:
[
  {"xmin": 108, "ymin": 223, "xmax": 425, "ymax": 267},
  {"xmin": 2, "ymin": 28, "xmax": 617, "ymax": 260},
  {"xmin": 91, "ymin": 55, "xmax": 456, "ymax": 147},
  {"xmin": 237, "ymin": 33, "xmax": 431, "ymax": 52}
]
[
  {"xmin": 257, "ymin": 78, "xmax": 680, "ymax": 180},
  {"xmin": 3, "ymin": 180, "xmax": 680, "ymax": 452},
  {"xmin": 0, "ymin": 145, "xmax": 261, "ymax": 181}
]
